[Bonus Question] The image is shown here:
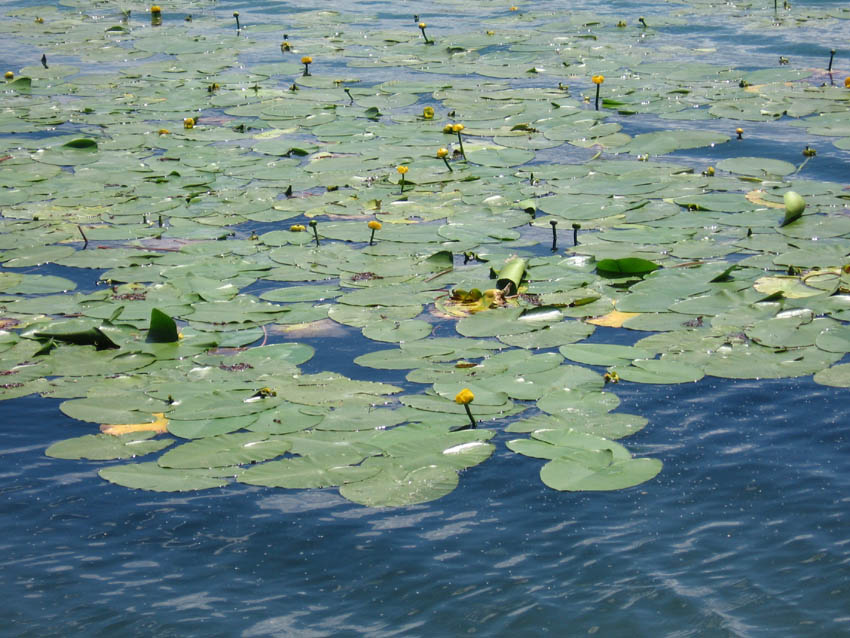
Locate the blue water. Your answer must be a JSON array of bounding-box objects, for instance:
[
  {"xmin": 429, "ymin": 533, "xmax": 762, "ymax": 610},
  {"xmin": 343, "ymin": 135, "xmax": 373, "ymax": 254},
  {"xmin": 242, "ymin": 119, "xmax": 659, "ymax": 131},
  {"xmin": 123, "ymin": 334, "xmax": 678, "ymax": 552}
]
[
  {"xmin": 2, "ymin": 0, "xmax": 850, "ymax": 635},
  {"xmin": 3, "ymin": 374, "xmax": 849, "ymax": 636}
]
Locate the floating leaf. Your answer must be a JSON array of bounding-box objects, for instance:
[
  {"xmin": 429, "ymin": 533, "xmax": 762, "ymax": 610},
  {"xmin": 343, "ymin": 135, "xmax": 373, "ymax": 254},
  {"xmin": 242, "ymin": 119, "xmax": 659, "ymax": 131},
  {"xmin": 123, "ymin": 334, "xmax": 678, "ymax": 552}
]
[
  {"xmin": 239, "ymin": 456, "xmax": 380, "ymax": 489},
  {"xmin": 540, "ymin": 456, "xmax": 662, "ymax": 491},
  {"xmin": 46, "ymin": 432, "xmax": 173, "ymax": 460},
  {"xmin": 157, "ymin": 433, "xmax": 292, "ymax": 469},
  {"xmin": 612, "ymin": 358, "xmax": 704, "ymax": 384},
  {"xmin": 338, "ymin": 458, "xmax": 459, "ymax": 507},
  {"xmin": 99, "ymin": 462, "xmax": 231, "ymax": 492}
]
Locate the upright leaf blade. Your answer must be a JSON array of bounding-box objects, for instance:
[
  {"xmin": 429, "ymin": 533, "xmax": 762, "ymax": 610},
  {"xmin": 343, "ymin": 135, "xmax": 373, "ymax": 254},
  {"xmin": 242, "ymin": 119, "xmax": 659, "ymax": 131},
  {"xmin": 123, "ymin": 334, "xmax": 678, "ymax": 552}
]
[{"xmin": 148, "ymin": 308, "xmax": 179, "ymax": 343}]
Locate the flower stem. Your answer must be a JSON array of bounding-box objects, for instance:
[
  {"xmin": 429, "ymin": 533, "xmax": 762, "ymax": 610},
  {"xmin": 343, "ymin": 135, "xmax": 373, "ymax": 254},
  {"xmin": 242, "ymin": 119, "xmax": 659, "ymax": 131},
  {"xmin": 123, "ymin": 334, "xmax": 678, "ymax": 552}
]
[
  {"xmin": 595, "ymin": 84, "xmax": 600, "ymax": 110},
  {"xmin": 463, "ymin": 403, "xmax": 477, "ymax": 429},
  {"xmin": 549, "ymin": 219, "xmax": 558, "ymax": 251},
  {"xmin": 369, "ymin": 229, "xmax": 376, "ymax": 245},
  {"xmin": 442, "ymin": 157, "xmax": 453, "ymax": 172},
  {"xmin": 456, "ymin": 131, "xmax": 466, "ymax": 160}
]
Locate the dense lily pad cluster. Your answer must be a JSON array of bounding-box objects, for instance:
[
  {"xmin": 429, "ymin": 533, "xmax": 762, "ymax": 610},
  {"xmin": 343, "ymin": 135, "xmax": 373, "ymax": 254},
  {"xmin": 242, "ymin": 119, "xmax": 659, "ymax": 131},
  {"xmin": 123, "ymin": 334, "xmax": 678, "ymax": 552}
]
[{"xmin": 1, "ymin": 0, "xmax": 849, "ymax": 506}]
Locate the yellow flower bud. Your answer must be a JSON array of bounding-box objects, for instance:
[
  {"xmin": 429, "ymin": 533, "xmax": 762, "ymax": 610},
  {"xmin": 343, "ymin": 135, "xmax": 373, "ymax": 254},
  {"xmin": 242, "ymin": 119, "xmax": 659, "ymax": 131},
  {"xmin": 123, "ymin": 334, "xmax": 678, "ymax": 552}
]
[
  {"xmin": 183, "ymin": 117, "xmax": 194, "ymax": 129},
  {"xmin": 4, "ymin": 71, "xmax": 13, "ymax": 80},
  {"xmin": 455, "ymin": 388, "xmax": 475, "ymax": 404},
  {"xmin": 301, "ymin": 56, "xmax": 312, "ymax": 64},
  {"xmin": 845, "ymin": 76, "xmax": 850, "ymax": 89},
  {"xmin": 423, "ymin": 106, "xmax": 434, "ymax": 119},
  {"xmin": 418, "ymin": 22, "xmax": 426, "ymax": 29},
  {"xmin": 452, "ymin": 123, "xmax": 464, "ymax": 132},
  {"xmin": 368, "ymin": 220, "xmax": 382, "ymax": 230},
  {"xmin": 436, "ymin": 147, "xmax": 448, "ymax": 158},
  {"xmin": 397, "ymin": 165, "xmax": 409, "ymax": 174},
  {"xmin": 443, "ymin": 124, "xmax": 454, "ymax": 134},
  {"xmin": 290, "ymin": 224, "xmax": 306, "ymax": 232},
  {"xmin": 158, "ymin": 128, "xmax": 170, "ymax": 135},
  {"xmin": 150, "ymin": 5, "xmax": 161, "ymax": 13},
  {"xmin": 591, "ymin": 74, "xmax": 605, "ymax": 84}
]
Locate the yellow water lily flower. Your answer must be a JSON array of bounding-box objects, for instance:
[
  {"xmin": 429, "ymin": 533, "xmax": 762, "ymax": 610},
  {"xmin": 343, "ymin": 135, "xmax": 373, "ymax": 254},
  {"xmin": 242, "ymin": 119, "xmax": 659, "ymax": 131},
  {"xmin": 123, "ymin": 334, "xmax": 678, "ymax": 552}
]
[
  {"xmin": 455, "ymin": 388, "xmax": 477, "ymax": 428},
  {"xmin": 451, "ymin": 124, "xmax": 467, "ymax": 160},
  {"xmin": 736, "ymin": 127, "xmax": 744, "ymax": 139},
  {"xmin": 281, "ymin": 41, "xmax": 291, "ymax": 52},
  {"xmin": 397, "ymin": 166, "xmax": 409, "ymax": 193},
  {"xmin": 418, "ymin": 21, "xmax": 432, "ymax": 44},
  {"xmin": 4, "ymin": 71, "xmax": 13, "ymax": 80},
  {"xmin": 455, "ymin": 388, "xmax": 474, "ymax": 404},
  {"xmin": 301, "ymin": 56, "xmax": 312, "ymax": 64},
  {"xmin": 845, "ymin": 76, "xmax": 850, "ymax": 89},
  {"xmin": 591, "ymin": 76, "xmax": 605, "ymax": 111},
  {"xmin": 437, "ymin": 147, "xmax": 452, "ymax": 172},
  {"xmin": 290, "ymin": 224, "xmax": 306, "ymax": 232},
  {"xmin": 158, "ymin": 128, "xmax": 170, "ymax": 135},
  {"xmin": 183, "ymin": 117, "xmax": 195, "ymax": 129},
  {"xmin": 423, "ymin": 106, "xmax": 435, "ymax": 119},
  {"xmin": 150, "ymin": 5, "xmax": 161, "ymax": 13},
  {"xmin": 367, "ymin": 220, "xmax": 382, "ymax": 245},
  {"xmin": 443, "ymin": 124, "xmax": 454, "ymax": 134}
]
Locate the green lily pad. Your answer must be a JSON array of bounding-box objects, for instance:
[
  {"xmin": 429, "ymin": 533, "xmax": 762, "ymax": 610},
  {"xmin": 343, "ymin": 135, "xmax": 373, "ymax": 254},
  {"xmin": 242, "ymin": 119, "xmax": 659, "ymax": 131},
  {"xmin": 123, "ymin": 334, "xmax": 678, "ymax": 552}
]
[
  {"xmin": 157, "ymin": 432, "xmax": 292, "ymax": 469},
  {"xmin": 238, "ymin": 456, "xmax": 381, "ymax": 489},
  {"xmin": 540, "ymin": 456, "xmax": 662, "ymax": 491},
  {"xmin": 99, "ymin": 462, "xmax": 232, "ymax": 492},
  {"xmin": 46, "ymin": 432, "xmax": 173, "ymax": 460}
]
